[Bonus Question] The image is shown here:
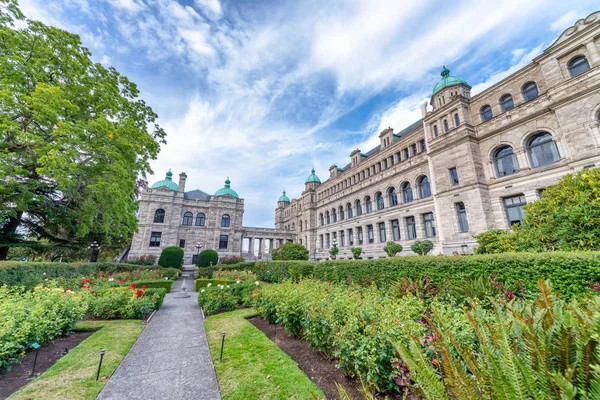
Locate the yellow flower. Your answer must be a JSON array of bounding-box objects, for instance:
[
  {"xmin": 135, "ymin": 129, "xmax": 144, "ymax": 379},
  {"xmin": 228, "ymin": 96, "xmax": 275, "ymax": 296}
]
[{"xmin": 108, "ymin": 132, "xmax": 113, "ymax": 139}]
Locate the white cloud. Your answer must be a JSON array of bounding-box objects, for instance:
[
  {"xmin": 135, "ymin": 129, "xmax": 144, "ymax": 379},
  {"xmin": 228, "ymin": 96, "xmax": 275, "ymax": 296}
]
[
  {"xmin": 550, "ymin": 10, "xmax": 578, "ymax": 32},
  {"xmin": 101, "ymin": 55, "xmax": 111, "ymax": 65},
  {"xmin": 194, "ymin": 0, "xmax": 222, "ymax": 18}
]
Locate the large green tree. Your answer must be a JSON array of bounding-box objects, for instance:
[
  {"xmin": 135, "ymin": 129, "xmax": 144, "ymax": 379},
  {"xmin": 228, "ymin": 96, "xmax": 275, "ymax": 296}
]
[{"xmin": 0, "ymin": 1, "xmax": 165, "ymax": 259}]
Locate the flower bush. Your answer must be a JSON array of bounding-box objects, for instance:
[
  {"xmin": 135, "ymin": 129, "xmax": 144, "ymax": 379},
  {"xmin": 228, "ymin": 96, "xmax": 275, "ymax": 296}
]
[
  {"xmin": 197, "ymin": 280, "xmax": 258, "ymax": 315},
  {"xmin": 86, "ymin": 286, "xmax": 164, "ymax": 319},
  {"xmin": 0, "ymin": 285, "xmax": 87, "ymax": 371}
]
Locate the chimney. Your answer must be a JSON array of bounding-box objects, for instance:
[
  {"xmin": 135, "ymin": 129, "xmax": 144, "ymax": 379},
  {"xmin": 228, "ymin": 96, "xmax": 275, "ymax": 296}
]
[{"xmin": 178, "ymin": 172, "xmax": 187, "ymax": 193}]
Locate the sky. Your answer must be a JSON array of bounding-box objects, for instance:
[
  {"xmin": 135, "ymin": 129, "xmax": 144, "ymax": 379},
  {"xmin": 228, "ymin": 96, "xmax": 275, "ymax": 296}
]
[{"xmin": 18, "ymin": 0, "xmax": 598, "ymax": 227}]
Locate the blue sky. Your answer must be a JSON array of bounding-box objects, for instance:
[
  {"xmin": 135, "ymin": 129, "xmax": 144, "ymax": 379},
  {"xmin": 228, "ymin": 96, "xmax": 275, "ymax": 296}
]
[{"xmin": 21, "ymin": 0, "xmax": 598, "ymax": 227}]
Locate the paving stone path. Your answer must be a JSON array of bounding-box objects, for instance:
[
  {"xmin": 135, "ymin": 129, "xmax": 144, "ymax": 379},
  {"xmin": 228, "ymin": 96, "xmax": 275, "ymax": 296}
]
[{"xmin": 97, "ymin": 270, "xmax": 221, "ymax": 400}]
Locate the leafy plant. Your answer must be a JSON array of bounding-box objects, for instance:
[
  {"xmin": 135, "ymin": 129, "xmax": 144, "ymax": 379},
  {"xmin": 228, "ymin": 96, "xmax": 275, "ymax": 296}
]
[
  {"xmin": 271, "ymin": 242, "xmax": 309, "ymax": 260},
  {"xmin": 411, "ymin": 240, "xmax": 433, "ymax": 256},
  {"xmin": 474, "ymin": 229, "xmax": 517, "ymax": 254},
  {"xmin": 350, "ymin": 247, "xmax": 362, "ymax": 259},
  {"xmin": 329, "ymin": 246, "xmax": 339, "ymax": 257},
  {"xmin": 384, "ymin": 241, "xmax": 403, "ymax": 257},
  {"xmin": 158, "ymin": 246, "xmax": 184, "ymax": 269},
  {"xmin": 198, "ymin": 249, "xmax": 219, "ymax": 268}
]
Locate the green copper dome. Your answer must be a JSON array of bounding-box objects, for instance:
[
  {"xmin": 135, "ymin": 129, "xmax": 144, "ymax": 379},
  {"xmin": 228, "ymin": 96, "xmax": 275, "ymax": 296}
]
[
  {"xmin": 214, "ymin": 178, "xmax": 239, "ymax": 198},
  {"xmin": 432, "ymin": 66, "xmax": 470, "ymax": 95},
  {"xmin": 305, "ymin": 168, "xmax": 321, "ymax": 184},
  {"xmin": 151, "ymin": 169, "xmax": 178, "ymax": 191},
  {"xmin": 278, "ymin": 190, "xmax": 290, "ymax": 203}
]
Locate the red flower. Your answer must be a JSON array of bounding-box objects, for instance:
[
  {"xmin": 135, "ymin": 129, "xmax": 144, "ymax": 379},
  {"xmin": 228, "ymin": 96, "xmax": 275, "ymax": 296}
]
[
  {"xmin": 432, "ymin": 358, "xmax": 439, "ymax": 366},
  {"xmin": 118, "ymin": 280, "xmax": 125, "ymax": 284},
  {"xmin": 83, "ymin": 279, "xmax": 91, "ymax": 284},
  {"xmin": 130, "ymin": 283, "xmax": 138, "ymax": 289},
  {"xmin": 135, "ymin": 289, "xmax": 144, "ymax": 298},
  {"xmin": 142, "ymin": 285, "xmax": 148, "ymax": 289}
]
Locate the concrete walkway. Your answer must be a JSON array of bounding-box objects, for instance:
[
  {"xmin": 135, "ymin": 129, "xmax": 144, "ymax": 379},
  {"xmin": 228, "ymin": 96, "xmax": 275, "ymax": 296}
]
[{"xmin": 97, "ymin": 272, "xmax": 221, "ymax": 400}]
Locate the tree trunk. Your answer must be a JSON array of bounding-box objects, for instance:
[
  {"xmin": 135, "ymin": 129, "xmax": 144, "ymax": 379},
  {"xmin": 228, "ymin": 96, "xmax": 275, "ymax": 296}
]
[{"xmin": 0, "ymin": 213, "xmax": 23, "ymax": 261}]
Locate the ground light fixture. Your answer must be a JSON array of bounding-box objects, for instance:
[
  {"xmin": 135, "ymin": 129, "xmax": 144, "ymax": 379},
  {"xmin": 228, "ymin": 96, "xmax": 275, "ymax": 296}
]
[
  {"xmin": 96, "ymin": 349, "xmax": 106, "ymax": 380},
  {"xmin": 88, "ymin": 241, "xmax": 101, "ymax": 263},
  {"xmin": 220, "ymin": 333, "xmax": 226, "ymax": 362},
  {"xmin": 29, "ymin": 342, "xmax": 40, "ymax": 377}
]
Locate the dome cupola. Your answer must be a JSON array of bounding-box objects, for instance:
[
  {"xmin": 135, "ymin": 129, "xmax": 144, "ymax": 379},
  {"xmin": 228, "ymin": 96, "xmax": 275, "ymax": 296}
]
[
  {"xmin": 278, "ymin": 190, "xmax": 290, "ymax": 203},
  {"xmin": 151, "ymin": 169, "xmax": 178, "ymax": 191},
  {"xmin": 432, "ymin": 66, "xmax": 470, "ymax": 95},
  {"xmin": 305, "ymin": 168, "xmax": 321, "ymax": 184},
  {"xmin": 214, "ymin": 178, "xmax": 239, "ymax": 198}
]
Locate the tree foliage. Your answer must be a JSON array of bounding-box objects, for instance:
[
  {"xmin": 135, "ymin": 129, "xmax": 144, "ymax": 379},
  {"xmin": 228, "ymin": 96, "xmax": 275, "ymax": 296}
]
[
  {"xmin": 0, "ymin": 0, "xmax": 165, "ymax": 259},
  {"xmin": 158, "ymin": 246, "xmax": 184, "ymax": 269},
  {"xmin": 411, "ymin": 240, "xmax": 433, "ymax": 256},
  {"xmin": 350, "ymin": 247, "xmax": 362, "ymax": 259},
  {"xmin": 271, "ymin": 242, "xmax": 308, "ymax": 261},
  {"xmin": 383, "ymin": 241, "xmax": 402, "ymax": 257}
]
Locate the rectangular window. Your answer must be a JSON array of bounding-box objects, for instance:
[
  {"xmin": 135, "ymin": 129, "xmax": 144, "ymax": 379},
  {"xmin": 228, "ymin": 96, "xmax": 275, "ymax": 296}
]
[
  {"xmin": 406, "ymin": 217, "xmax": 417, "ymax": 240},
  {"xmin": 423, "ymin": 212, "xmax": 436, "ymax": 238},
  {"xmin": 504, "ymin": 194, "xmax": 527, "ymax": 226},
  {"xmin": 391, "ymin": 219, "xmax": 401, "ymax": 241},
  {"xmin": 332, "ymin": 232, "xmax": 337, "ymax": 247},
  {"xmin": 320, "ymin": 235, "xmax": 324, "ymax": 249},
  {"xmin": 340, "ymin": 231, "xmax": 345, "ymax": 247},
  {"xmin": 383, "ymin": 159, "xmax": 387, "ymax": 169},
  {"xmin": 219, "ymin": 235, "xmax": 229, "ymax": 249},
  {"xmin": 456, "ymin": 203, "xmax": 469, "ymax": 232},
  {"xmin": 149, "ymin": 231, "xmax": 161, "ymax": 247},
  {"xmin": 396, "ymin": 152, "xmax": 401, "ymax": 163},
  {"xmin": 367, "ymin": 225, "xmax": 374, "ymax": 244},
  {"xmin": 326, "ymin": 233, "xmax": 330, "ymax": 248},
  {"xmin": 358, "ymin": 227, "xmax": 364, "ymax": 245},
  {"xmin": 378, "ymin": 222, "xmax": 386, "ymax": 243},
  {"xmin": 179, "ymin": 239, "xmax": 186, "ymax": 248},
  {"xmin": 348, "ymin": 229, "xmax": 354, "ymax": 246},
  {"xmin": 449, "ymin": 167, "xmax": 459, "ymax": 186},
  {"xmin": 419, "ymin": 139, "xmax": 426, "ymax": 152},
  {"xmin": 410, "ymin": 143, "xmax": 417, "ymax": 156},
  {"xmin": 403, "ymin": 148, "xmax": 409, "ymax": 160}
]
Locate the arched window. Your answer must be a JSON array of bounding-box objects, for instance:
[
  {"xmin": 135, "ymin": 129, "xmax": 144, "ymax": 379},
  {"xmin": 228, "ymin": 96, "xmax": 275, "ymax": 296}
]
[
  {"xmin": 454, "ymin": 113, "xmax": 460, "ymax": 126},
  {"xmin": 528, "ymin": 132, "xmax": 560, "ymax": 168},
  {"xmin": 480, "ymin": 105, "xmax": 493, "ymax": 122},
  {"xmin": 568, "ymin": 55, "xmax": 590, "ymax": 78},
  {"xmin": 182, "ymin": 212, "xmax": 193, "ymax": 225},
  {"xmin": 339, "ymin": 206, "xmax": 344, "ymax": 221},
  {"xmin": 319, "ymin": 213, "xmax": 324, "ymax": 226},
  {"xmin": 365, "ymin": 196, "xmax": 373, "ymax": 213},
  {"xmin": 292, "ymin": 222, "xmax": 295, "ymax": 231},
  {"xmin": 376, "ymin": 192, "xmax": 384, "ymax": 210},
  {"xmin": 500, "ymin": 94, "xmax": 514, "ymax": 112},
  {"xmin": 325, "ymin": 211, "xmax": 330, "ymax": 224},
  {"xmin": 221, "ymin": 214, "xmax": 230, "ymax": 227},
  {"xmin": 443, "ymin": 119, "xmax": 449, "ymax": 132},
  {"xmin": 195, "ymin": 213, "xmax": 205, "ymax": 226},
  {"xmin": 154, "ymin": 209, "xmax": 165, "ymax": 223},
  {"xmin": 433, "ymin": 125, "xmax": 439, "ymax": 137},
  {"xmin": 494, "ymin": 146, "xmax": 520, "ymax": 177},
  {"xmin": 388, "ymin": 187, "xmax": 398, "ymax": 207},
  {"xmin": 402, "ymin": 182, "xmax": 413, "ymax": 203},
  {"xmin": 417, "ymin": 176, "xmax": 431, "ymax": 199},
  {"xmin": 522, "ymin": 82, "xmax": 538, "ymax": 101},
  {"xmin": 355, "ymin": 199, "xmax": 362, "ymax": 216},
  {"xmin": 332, "ymin": 209, "xmax": 337, "ymax": 223},
  {"xmin": 347, "ymin": 203, "xmax": 353, "ymax": 219}
]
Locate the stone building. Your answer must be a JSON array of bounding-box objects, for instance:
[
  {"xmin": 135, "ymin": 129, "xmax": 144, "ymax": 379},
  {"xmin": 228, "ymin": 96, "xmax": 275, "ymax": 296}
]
[
  {"xmin": 129, "ymin": 171, "xmax": 294, "ymax": 265},
  {"xmin": 275, "ymin": 11, "xmax": 600, "ymax": 260}
]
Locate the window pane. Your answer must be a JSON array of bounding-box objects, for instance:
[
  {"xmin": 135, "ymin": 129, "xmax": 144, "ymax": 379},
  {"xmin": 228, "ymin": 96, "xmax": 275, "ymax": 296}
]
[
  {"xmin": 569, "ymin": 56, "xmax": 591, "ymax": 77},
  {"xmin": 379, "ymin": 223, "xmax": 386, "ymax": 243},
  {"xmin": 392, "ymin": 220, "xmax": 400, "ymax": 241},
  {"xmin": 523, "ymin": 82, "xmax": 538, "ymax": 101},
  {"xmin": 406, "ymin": 217, "xmax": 416, "ymax": 240},
  {"xmin": 501, "ymin": 95, "xmax": 514, "ymax": 112}
]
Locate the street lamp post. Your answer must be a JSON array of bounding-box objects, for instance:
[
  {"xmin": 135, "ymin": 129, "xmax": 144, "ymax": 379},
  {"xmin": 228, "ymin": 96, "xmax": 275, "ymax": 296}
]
[
  {"xmin": 195, "ymin": 242, "xmax": 203, "ymax": 265},
  {"xmin": 88, "ymin": 241, "xmax": 100, "ymax": 263},
  {"xmin": 331, "ymin": 238, "xmax": 338, "ymax": 260}
]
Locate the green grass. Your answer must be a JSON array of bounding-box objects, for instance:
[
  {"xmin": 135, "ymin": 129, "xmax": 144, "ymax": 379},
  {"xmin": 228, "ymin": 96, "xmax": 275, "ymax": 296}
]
[
  {"xmin": 9, "ymin": 320, "xmax": 144, "ymax": 400},
  {"xmin": 205, "ymin": 308, "xmax": 324, "ymax": 400}
]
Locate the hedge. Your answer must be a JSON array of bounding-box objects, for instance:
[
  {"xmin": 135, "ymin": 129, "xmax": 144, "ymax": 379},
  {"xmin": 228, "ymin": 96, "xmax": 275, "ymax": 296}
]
[
  {"xmin": 122, "ymin": 280, "xmax": 175, "ymax": 293},
  {"xmin": 158, "ymin": 246, "xmax": 184, "ymax": 269},
  {"xmin": 248, "ymin": 252, "xmax": 600, "ymax": 299},
  {"xmin": 198, "ymin": 249, "xmax": 219, "ymax": 267},
  {"xmin": 0, "ymin": 262, "xmax": 154, "ymax": 289},
  {"xmin": 194, "ymin": 279, "xmax": 235, "ymax": 292}
]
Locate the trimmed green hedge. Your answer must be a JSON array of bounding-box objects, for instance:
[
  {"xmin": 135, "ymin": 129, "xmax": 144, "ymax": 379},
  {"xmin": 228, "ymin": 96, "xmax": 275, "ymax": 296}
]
[
  {"xmin": 0, "ymin": 262, "xmax": 153, "ymax": 289},
  {"xmin": 123, "ymin": 280, "xmax": 175, "ymax": 293},
  {"xmin": 158, "ymin": 246, "xmax": 184, "ymax": 269},
  {"xmin": 194, "ymin": 279, "xmax": 235, "ymax": 292},
  {"xmin": 248, "ymin": 252, "xmax": 600, "ymax": 299},
  {"xmin": 198, "ymin": 249, "xmax": 219, "ymax": 267}
]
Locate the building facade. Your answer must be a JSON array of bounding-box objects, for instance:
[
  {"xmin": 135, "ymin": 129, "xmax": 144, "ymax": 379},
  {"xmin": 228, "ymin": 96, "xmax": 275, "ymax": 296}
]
[
  {"xmin": 276, "ymin": 11, "xmax": 600, "ymax": 260},
  {"xmin": 129, "ymin": 171, "xmax": 294, "ymax": 265}
]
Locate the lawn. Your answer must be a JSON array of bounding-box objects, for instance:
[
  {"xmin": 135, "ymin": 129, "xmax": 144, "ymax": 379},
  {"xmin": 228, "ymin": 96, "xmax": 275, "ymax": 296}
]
[
  {"xmin": 204, "ymin": 308, "xmax": 324, "ymax": 400},
  {"xmin": 9, "ymin": 320, "xmax": 144, "ymax": 400}
]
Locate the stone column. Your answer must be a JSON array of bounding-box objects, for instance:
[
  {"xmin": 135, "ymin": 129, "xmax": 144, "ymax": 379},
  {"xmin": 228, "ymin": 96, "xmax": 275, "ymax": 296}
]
[
  {"xmin": 384, "ymin": 220, "xmax": 393, "ymax": 243},
  {"xmin": 586, "ymin": 41, "xmax": 600, "ymax": 67},
  {"xmin": 515, "ymin": 149, "xmax": 530, "ymax": 170},
  {"xmin": 257, "ymin": 238, "xmax": 263, "ymax": 259},
  {"xmin": 248, "ymin": 237, "xmax": 254, "ymax": 257}
]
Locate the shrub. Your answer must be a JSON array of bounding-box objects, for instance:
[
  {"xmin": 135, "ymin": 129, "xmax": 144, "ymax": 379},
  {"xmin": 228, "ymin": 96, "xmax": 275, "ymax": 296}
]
[
  {"xmin": 474, "ymin": 229, "xmax": 517, "ymax": 254},
  {"xmin": 220, "ymin": 256, "xmax": 245, "ymax": 265},
  {"xmin": 126, "ymin": 255, "xmax": 157, "ymax": 266},
  {"xmin": 195, "ymin": 279, "xmax": 235, "ymax": 292},
  {"xmin": 383, "ymin": 241, "xmax": 402, "ymax": 257},
  {"xmin": 198, "ymin": 249, "xmax": 219, "ymax": 267},
  {"xmin": 123, "ymin": 280, "xmax": 175, "ymax": 293},
  {"xmin": 197, "ymin": 287, "xmax": 237, "ymax": 315},
  {"xmin": 87, "ymin": 287, "xmax": 159, "ymax": 319},
  {"xmin": 0, "ymin": 285, "xmax": 87, "ymax": 371},
  {"xmin": 350, "ymin": 247, "xmax": 362, "ymax": 259},
  {"xmin": 158, "ymin": 246, "xmax": 184, "ymax": 269},
  {"xmin": 271, "ymin": 242, "xmax": 309, "ymax": 260},
  {"xmin": 159, "ymin": 268, "xmax": 181, "ymax": 280},
  {"xmin": 396, "ymin": 279, "xmax": 600, "ymax": 399},
  {"xmin": 142, "ymin": 288, "xmax": 167, "ymax": 309},
  {"xmin": 0, "ymin": 261, "xmax": 154, "ymax": 289},
  {"xmin": 410, "ymin": 240, "xmax": 433, "ymax": 256},
  {"xmin": 329, "ymin": 246, "xmax": 339, "ymax": 258}
]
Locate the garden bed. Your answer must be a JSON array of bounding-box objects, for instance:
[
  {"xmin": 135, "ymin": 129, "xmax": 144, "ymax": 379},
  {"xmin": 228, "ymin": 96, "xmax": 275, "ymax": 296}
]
[
  {"xmin": 248, "ymin": 316, "xmax": 370, "ymax": 399},
  {"xmin": 0, "ymin": 330, "xmax": 96, "ymax": 399}
]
